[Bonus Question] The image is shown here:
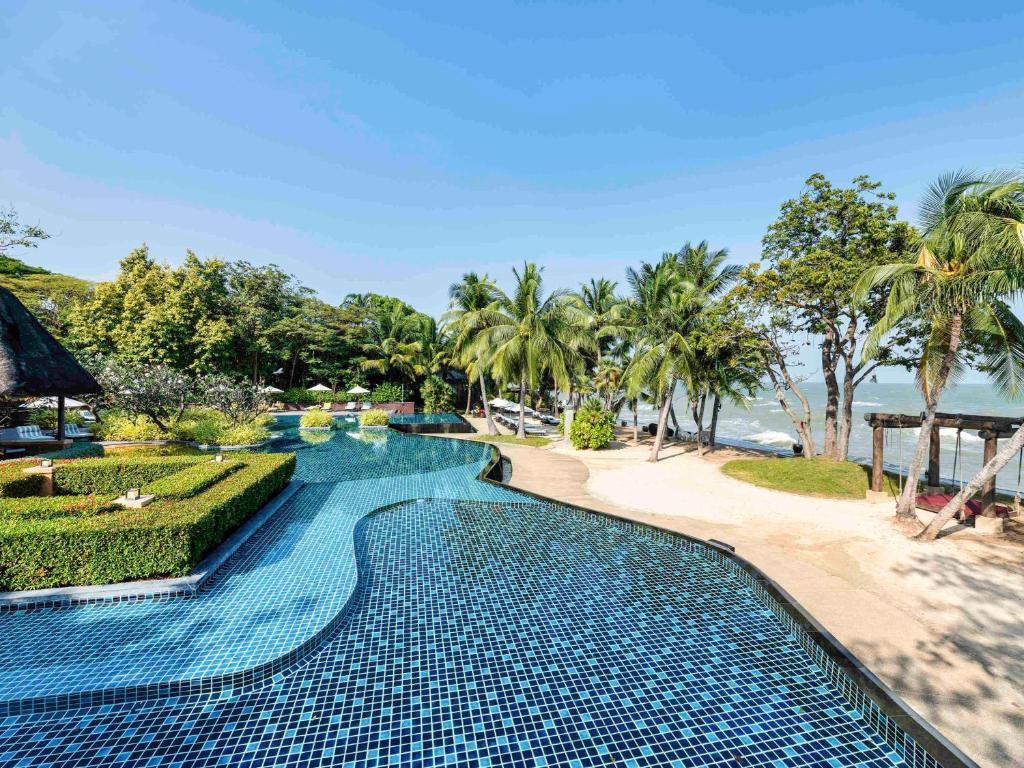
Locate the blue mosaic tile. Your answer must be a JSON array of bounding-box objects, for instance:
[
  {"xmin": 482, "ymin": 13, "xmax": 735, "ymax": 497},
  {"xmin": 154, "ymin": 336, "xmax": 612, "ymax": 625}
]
[{"xmin": 0, "ymin": 420, "xmax": 952, "ymax": 766}]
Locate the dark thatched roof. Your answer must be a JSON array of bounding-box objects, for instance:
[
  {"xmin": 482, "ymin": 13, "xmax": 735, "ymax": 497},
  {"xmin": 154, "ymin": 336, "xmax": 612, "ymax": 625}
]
[{"xmin": 0, "ymin": 287, "xmax": 100, "ymax": 397}]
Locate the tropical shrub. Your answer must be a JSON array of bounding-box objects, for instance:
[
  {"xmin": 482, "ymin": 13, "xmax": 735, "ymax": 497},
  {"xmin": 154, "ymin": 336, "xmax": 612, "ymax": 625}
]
[
  {"xmin": 420, "ymin": 375, "xmax": 455, "ymax": 413},
  {"xmin": 569, "ymin": 399, "xmax": 615, "ymax": 450},
  {"xmin": 359, "ymin": 408, "xmax": 390, "ymax": 427},
  {"xmin": 370, "ymin": 382, "xmax": 403, "ymax": 403},
  {"xmin": 94, "ymin": 408, "xmax": 272, "ymax": 446},
  {"xmin": 104, "ymin": 444, "xmax": 203, "ymax": 457},
  {"xmin": 279, "ymin": 388, "xmax": 332, "ymax": 406},
  {"xmin": 299, "ymin": 409, "xmax": 335, "ymax": 429},
  {"xmin": 0, "ymin": 452, "xmax": 295, "ymax": 590},
  {"xmin": 201, "ymin": 376, "xmax": 270, "ymax": 424},
  {"xmin": 26, "ymin": 408, "xmax": 85, "ymax": 430},
  {"xmin": 92, "ymin": 412, "xmax": 170, "ymax": 441},
  {"xmin": 52, "ymin": 456, "xmax": 208, "ymax": 496}
]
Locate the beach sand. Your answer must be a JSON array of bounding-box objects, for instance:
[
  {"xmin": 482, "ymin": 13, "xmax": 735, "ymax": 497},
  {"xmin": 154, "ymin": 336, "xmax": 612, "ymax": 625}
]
[{"xmin": 463, "ymin": 416, "xmax": 1024, "ymax": 767}]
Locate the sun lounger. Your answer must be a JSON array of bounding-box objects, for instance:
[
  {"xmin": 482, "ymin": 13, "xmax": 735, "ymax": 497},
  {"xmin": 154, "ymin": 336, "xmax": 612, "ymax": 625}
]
[
  {"xmin": 361, "ymin": 402, "xmax": 372, "ymax": 411},
  {"xmin": 346, "ymin": 401, "xmax": 357, "ymax": 411},
  {"xmin": 63, "ymin": 424, "xmax": 93, "ymax": 438},
  {"xmin": 15, "ymin": 426, "xmax": 48, "ymax": 441},
  {"xmin": 916, "ymin": 493, "xmax": 1010, "ymax": 520}
]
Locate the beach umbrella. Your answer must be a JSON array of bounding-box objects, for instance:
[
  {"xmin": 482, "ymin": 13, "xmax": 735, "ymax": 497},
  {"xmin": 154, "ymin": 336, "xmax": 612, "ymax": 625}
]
[
  {"xmin": 307, "ymin": 384, "xmax": 331, "ymax": 392},
  {"xmin": 347, "ymin": 385, "xmax": 371, "ymax": 395},
  {"xmin": 263, "ymin": 386, "xmax": 284, "ymax": 394},
  {"xmin": 21, "ymin": 396, "xmax": 88, "ymax": 409}
]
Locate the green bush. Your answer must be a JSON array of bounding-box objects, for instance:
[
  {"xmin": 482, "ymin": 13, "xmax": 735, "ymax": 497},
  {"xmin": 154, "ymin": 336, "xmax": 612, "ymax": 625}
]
[
  {"xmin": 359, "ymin": 408, "xmax": 390, "ymax": 427},
  {"xmin": 144, "ymin": 461, "xmax": 240, "ymax": 500},
  {"xmin": 299, "ymin": 409, "xmax": 335, "ymax": 429},
  {"xmin": 0, "ymin": 495, "xmax": 120, "ymax": 520},
  {"xmin": 27, "ymin": 408, "xmax": 85, "ymax": 430},
  {"xmin": 92, "ymin": 412, "xmax": 169, "ymax": 441},
  {"xmin": 569, "ymin": 399, "xmax": 615, "ymax": 449},
  {"xmin": 370, "ymin": 382, "xmax": 403, "ymax": 403},
  {"xmin": 104, "ymin": 444, "xmax": 203, "ymax": 457},
  {"xmin": 51, "ymin": 456, "xmax": 207, "ymax": 496},
  {"xmin": 280, "ymin": 388, "xmax": 332, "ymax": 406},
  {"xmin": 0, "ymin": 462, "xmax": 44, "ymax": 497},
  {"xmin": 39, "ymin": 442, "xmax": 105, "ymax": 460},
  {"xmin": 94, "ymin": 408, "xmax": 272, "ymax": 446},
  {"xmin": 420, "ymin": 375, "xmax": 455, "ymax": 413},
  {"xmin": 0, "ymin": 452, "xmax": 295, "ymax": 590}
]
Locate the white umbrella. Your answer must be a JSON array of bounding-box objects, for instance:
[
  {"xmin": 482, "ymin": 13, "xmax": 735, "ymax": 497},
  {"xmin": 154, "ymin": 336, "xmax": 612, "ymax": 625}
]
[
  {"xmin": 263, "ymin": 385, "xmax": 284, "ymax": 394},
  {"xmin": 21, "ymin": 397, "xmax": 88, "ymax": 409},
  {"xmin": 347, "ymin": 385, "xmax": 371, "ymax": 395},
  {"xmin": 307, "ymin": 384, "xmax": 332, "ymax": 392}
]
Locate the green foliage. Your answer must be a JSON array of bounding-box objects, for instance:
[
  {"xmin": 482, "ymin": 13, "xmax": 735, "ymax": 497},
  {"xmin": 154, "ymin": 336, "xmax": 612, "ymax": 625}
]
[
  {"xmin": 26, "ymin": 408, "xmax": 85, "ymax": 430},
  {"xmin": 359, "ymin": 409, "xmax": 390, "ymax": 427},
  {"xmin": 0, "ymin": 452, "xmax": 295, "ymax": 590},
  {"xmin": 470, "ymin": 434, "xmax": 551, "ymax": 448},
  {"xmin": 92, "ymin": 412, "xmax": 169, "ymax": 441},
  {"xmin": 104, "ymin": 444, "xmax": 203, "ymax": 457},
  {"xmin": 0, "ymin": 495, "xmax": 120, "ymax": 520},
  {"xmin": 420, "ymin": 375, "xmax": 455, "ymax": 413},
  {"xmin": 370, "ymin": 382, "xmax": 403, "ymax": 403},
  {"xmin": 568, "ymin": 399, "xmax": 615, "ymax": 449},
  {"xmin": 94, "ymin": 408, "xmax": 272, "ymax": 446},
  {"xmin": 39, "ymin": 442, "xmax": 105, "ymax": 460},
  {"xmin": 280, "ymin": 387, "xmax": 333, "ymax": 405},
  {"xmin": 144, "ymin": 461, "xmax": 240, "ymax": 500},
  {"xmin": 52, "ymin": 456, "xmax": 207, "ymax": 496},
  {"xmin": 299, "ymin": 409, "xmax": 335, "ymax": 429},
  {"xmin": 0, "ymin": 462, "xmax": 44, "ymax": 497}
]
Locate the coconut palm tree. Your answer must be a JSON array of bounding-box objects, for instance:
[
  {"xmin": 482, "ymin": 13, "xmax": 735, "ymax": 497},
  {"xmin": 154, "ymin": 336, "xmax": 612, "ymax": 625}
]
[
  {"xmin": 466, "ymin": 263, "xmax": 591, "ymax": 439},
  {"xmin": 614, "ymin": 254, "xmax": 704, "ymax": 461},
  {"xmin": 360, "ymin": 304, "xmax": 424, "ymax": 384},
  {"xmin": 576, "ymin": 277, "xmax": 620, "ymax": 364},
  {"xmin": 855, "ymin": 171, "xmax": 1024, "ymax": 527},
  {"xmin": 676, "ymin": 240, "xmax": 740, "ymax": 297},
  {"xmin": 443, "ymin": 272, "xmax": 500, "ymax": 435}
]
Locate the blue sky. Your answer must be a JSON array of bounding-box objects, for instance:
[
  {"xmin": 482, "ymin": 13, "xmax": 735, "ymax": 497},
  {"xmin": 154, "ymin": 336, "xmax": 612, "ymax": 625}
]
[{"xmin": 3, "ymin": 0, "xmax": 1023, "ymax": 336}]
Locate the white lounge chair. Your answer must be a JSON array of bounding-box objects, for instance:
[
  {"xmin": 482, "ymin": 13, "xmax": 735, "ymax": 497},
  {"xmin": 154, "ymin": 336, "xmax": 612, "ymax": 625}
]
[
  {"xmin": 15, "ymin": 425, "xmax": 48, "ymax": 441},
  {"xmin": 345, "ymin": 401, "xmax": 357, "ymax": 411},
  {"xmin": 64, "ymin": 424, "xmax": 93, "ymax": 438},
  {"xmin": 361, "ymin": 402, "xmax": 372, "ymax": 411}
]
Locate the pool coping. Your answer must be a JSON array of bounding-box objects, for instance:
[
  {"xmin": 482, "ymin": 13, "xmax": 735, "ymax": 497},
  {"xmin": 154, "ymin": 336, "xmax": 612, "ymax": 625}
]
[
  {"xmin": 387, "ymin": 412, "xmax": 477, "ymax": 434},
  {"xmin": 475, "ymin": 442, "xmax": 979, "ymax": 768},
  {"xmin": 0, "ymin": 480, "xmax": 303, "ymax": 611}
]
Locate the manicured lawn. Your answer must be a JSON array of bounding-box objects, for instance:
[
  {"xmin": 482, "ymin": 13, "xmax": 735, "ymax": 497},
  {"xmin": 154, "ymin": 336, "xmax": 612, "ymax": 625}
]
[
  {"xmin": 470, "ymin": 434, "xmax": 552, "ymax": 448},
  {"xmin": 720, "ymin": 456, "xmax": 899, "ymax": 500}
]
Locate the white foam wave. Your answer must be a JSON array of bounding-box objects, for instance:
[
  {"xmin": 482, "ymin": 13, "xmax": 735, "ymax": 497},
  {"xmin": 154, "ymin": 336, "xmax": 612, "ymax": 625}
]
[
  {"xmin": 910, "ymin": 426, "xmax": 983, "ymax": 444},
  {"xmin": 744, "ymin": 430, "xmax": 795, "ymax": 446},
  {"xmin": 853, "ymin": 401, "xmax": 882, "ymax": 407}
]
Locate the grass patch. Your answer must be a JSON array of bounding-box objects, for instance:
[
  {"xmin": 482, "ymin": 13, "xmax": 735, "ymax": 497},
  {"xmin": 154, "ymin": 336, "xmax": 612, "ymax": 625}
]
[
  {"xmin": 470, "ymin": 434, "xmax": 552, "ymax": 448},
  {"xmin": 720, "ymin": 457, "xmax": 900, "ymax": 500}
]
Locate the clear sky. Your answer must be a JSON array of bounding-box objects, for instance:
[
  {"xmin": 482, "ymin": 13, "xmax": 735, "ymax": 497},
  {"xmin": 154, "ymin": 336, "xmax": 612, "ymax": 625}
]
[{"xmin": 3, "ymin": 0, "xmax": 1024, "ymax": 336}]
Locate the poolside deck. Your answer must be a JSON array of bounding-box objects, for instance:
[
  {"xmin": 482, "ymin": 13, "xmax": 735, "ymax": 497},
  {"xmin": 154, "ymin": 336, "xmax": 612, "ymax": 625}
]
[{"xmin": 460, "ymin": 418, "xmax": 1023, "ymax": 768}]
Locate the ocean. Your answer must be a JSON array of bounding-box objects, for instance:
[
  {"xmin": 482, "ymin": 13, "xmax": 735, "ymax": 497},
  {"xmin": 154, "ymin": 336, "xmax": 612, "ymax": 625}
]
[{"xmin": 620, "ymin": 381, "xmax": 1024, "ymax": 495}]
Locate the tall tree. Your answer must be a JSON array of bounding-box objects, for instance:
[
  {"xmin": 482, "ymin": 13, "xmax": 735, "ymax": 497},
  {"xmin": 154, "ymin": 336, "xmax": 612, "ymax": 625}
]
[
  {"xmin": 444, "ymin": 272, "xmax": 500, "ymax": 435},
  {"xmin": 359, "ymin": 302, "xmax": 425, "ymax": 384},
  {"xmin": 855, "ymin": 171, "xmax": 1024, "ymax": 527},
  {"xmin": 744, "ymin": 174, "xmax": 918, "ymax": 460},
  {"xmin": 467, "ymin": 263, "xmax": 590, "ymax": 439}
]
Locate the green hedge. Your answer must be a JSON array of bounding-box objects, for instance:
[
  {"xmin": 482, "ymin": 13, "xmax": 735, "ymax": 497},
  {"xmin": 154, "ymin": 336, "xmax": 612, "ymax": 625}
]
[
  {"xmin": 0, "ymin": 461, "xmax": 44, "ymax": 498},
  {"xmin": 39, "ymin": 442, "xmax": 105, "ymax": 460},
  {"xmin": 0, "ymin": 495, "xmax": 119, "ymax": 520},
  {"xmin": 0, "ymin": 452, "xmax": 295, "ymax": 590},
  {"xmin": 51, "ymin": 456, "xmax": 208, "ymax": 496},
  {"xmin": 144, "ymin": 461, "xmax": 240, "ymax": 500}
]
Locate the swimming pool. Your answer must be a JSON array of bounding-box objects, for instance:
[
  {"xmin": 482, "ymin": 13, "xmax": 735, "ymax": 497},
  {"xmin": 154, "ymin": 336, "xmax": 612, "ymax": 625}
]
[
  {"xmin": 0, "ymin": 418, "xmax": 968, "ymax": 767},
  {"xmin": 389, "ymin": 412, "xmax": 464, "ymax": 424}
]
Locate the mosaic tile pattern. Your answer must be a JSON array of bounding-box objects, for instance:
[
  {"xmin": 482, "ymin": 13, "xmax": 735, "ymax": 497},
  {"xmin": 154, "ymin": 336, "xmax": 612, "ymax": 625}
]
[{"xmin": 0, "ymin": 418, "xmax": 952, "ymax": 766}]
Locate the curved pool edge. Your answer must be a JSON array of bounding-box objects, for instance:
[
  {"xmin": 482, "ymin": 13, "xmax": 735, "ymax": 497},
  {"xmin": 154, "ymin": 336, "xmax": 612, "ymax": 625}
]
[{"xmin": 472, "ymin": 439, "xmax": 977, "ymax": 768}]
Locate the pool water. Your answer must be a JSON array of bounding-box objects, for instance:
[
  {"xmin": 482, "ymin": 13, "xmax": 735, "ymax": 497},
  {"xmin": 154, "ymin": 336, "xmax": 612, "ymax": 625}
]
[
  {"xmin": 0, "ymin": 417, "xmax": 941, "ymax": 767},
  {"xmin": 388, "ymin": 412, "xmax": 464, "ymax": 424}
]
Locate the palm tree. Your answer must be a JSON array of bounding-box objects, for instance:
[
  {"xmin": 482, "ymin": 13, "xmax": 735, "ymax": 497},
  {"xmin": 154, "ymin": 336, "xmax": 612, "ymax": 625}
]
[
  {"xmin": 467, "ymin": 263, "xmax": 591, "ymax": 439},
  {"xmin": 855, "ymin": 171, "xmax": 1024, "ymax": 527},
  {"xmin": 594, "ymin": 359, "xmax": 623, "ymax": 410},
  {"xmin": 577, "ymin": 277, "xmax": 620, "ymax": 364},
  {"xmin": 443, "ymin": 272, "xmax": 500, "ymax": 436},
  {"xmin": 360, "ymin": 304, "xmax": 424, "ymax": 384},
  {"xmin": 615, "ymin": 254, "xmax": 704, "ymax": 461},
  {"xmin": 676, "ymin": 240, "xmax": 740, "ymax": 297}
]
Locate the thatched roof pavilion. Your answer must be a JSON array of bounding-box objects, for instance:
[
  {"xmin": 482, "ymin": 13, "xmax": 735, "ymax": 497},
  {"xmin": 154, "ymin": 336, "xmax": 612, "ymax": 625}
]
[{"xmin": 0, "ymin": 287, "xmax": 99, "ymax": 441}]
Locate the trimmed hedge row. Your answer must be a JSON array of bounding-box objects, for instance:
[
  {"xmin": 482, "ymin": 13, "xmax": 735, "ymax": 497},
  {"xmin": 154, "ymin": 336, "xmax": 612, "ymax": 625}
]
[
  {"xmin": 51, "ymin": 456, "xmax": 208, "ymax": 496},
  {"xmin": 0, "ymin": 462, "xmax": 43, "ymax": 498},
  {"xmin": 0, "ymin": 452, "xmax": 295, "ymax": 591},
  {"xmin": 0, "ymin": 495, "xmax": 119, "ymax": 520},
  {"xmin": 144, "ymin": 461, "xmax": 240, "ymax": 500}
]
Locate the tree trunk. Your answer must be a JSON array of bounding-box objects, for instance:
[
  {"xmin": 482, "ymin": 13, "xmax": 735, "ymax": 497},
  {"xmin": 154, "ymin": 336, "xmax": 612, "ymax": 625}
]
[
  {"xmin": 837, "ymin": 316, "xmax": 862, "ymax": 462},
  {"xmin": 464, "ymin": 380, "xmax": 472, "ymax": 414},
  {"xmin": 918, "ymin": 424, "xmax": 1024, "ymax": 540},
  {"xmin": 632, "ymin": 400, "xmax": 639, "ymax": 443},
  {"xmin": 821, "ymin": 329, "xmax": 840, "ymax": 459},
  {"xmin": 895, "ymin": 313, "xmax": 963, "ymax": 521},
  {"xmin": 695, "ymin": 392, "xmax": 707, "ymax": 456},
  {"xmin": 766, "ymin": 366, "xmax": 814, "ymax": 458},
  {"xmin": 669, "ymin": 403, "xmax": 680, "ymax": 436},
  {"xmin": 517, "ymin": 373, "xmax": 526, "ymax": 439},
  {"xmin": 479, "ymin": 370, "xmax": 498, "ymax": 436},
  {"xmin": 648, "ymin": 382, "xmax": 674, "ymax": 462},
  {"xmin": 709, "ymin": 393, "xmax": 721, "ymax": 447}
]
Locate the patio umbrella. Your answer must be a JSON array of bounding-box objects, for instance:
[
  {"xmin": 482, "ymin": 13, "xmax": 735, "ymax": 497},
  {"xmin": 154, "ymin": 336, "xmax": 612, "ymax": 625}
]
[
  {"xmin": 347, "ymin": 385, "xmax": 371, "ymax": 395},
  {"xmin": 307, "ymin": 384, "xmax": 332, "ymax": 392},
  {"xmin": 263, "ymin": 386, "xmax": 284, "ymax": 394},
  {"xmin": 21, "ymin": 396, "xmax": 88, "ymax": 409}
]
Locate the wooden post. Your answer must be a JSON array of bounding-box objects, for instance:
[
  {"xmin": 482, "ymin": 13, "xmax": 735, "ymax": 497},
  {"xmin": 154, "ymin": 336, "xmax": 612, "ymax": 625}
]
[
  {"xmin": 927, "ymin": 424, "xmax": 941, "ymax": 489},
  {"xmin": 56, "ymin": 395, "xmax": 66, "ymax": 442},
  {"xmin": 981, "ymin": 434, "xmax": 998, "ymax": 518},
  {"xmin": 871, "ymin": 422, "xmax": 884, "ymax": 493}
]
